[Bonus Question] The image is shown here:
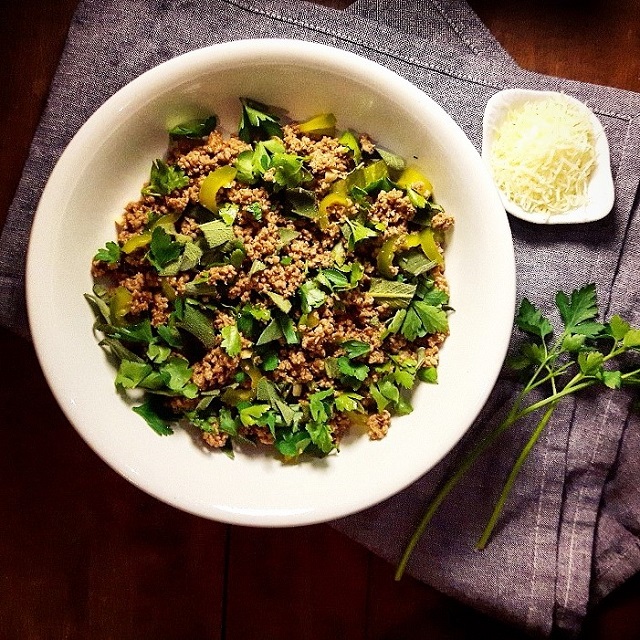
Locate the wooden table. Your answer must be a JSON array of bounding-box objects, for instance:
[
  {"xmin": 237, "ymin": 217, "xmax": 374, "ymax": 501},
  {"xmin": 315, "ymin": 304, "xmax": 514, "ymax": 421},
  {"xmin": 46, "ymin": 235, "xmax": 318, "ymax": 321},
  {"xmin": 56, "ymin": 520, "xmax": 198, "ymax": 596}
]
[{"xmin": 2, "ymin": 1, "xmax": 640, "ymax": 637}]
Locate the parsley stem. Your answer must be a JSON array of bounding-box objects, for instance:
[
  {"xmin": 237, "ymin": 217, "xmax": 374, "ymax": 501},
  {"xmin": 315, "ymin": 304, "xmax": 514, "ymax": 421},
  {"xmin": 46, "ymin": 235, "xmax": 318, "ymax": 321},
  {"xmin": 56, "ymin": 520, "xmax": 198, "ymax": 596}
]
[
  {"xmin": 475, "ymin": 401, "xmax": 558, "ymax": 550},
  {"xmin": 395, "ymin": 373, "xmax": 595, "ymax": 579},
  {"xmin": 516, "ymin": 377, "xmax": 593, "ymax": 420},
  {"xmin": 395, "ymin": 404, "xmax": 522, "ymax": 580}
]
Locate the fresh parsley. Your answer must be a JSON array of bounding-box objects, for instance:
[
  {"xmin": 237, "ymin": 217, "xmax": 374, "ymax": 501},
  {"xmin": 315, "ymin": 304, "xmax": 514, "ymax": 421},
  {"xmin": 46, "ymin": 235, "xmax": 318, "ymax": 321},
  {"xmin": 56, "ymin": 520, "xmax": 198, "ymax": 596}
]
[
  {"xmin": 238, "ymin": 98, "xmax": 283, "ymax": 142},
  {"xmin": 169, "ymin": 115, "xmax": 218, "ymax": 138},
  {"xmin": 396, "ymin": 284, "xmax": 640, "ymax": 580},
  {"xmin": 94, "ymin": 241, "xmax": 121, "ymax": 265},
  {"xmin": 141, "ymin": 159, "xmax": 190, "ymax": 196}
]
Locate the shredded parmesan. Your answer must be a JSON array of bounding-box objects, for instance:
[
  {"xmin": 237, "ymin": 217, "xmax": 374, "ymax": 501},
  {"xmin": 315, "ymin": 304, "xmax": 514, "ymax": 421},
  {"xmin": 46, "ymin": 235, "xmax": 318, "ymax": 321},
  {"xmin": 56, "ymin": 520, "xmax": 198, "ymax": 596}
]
[{"xmin": 489, "ymin": 95, "xmax": 596, "ymax": 215}]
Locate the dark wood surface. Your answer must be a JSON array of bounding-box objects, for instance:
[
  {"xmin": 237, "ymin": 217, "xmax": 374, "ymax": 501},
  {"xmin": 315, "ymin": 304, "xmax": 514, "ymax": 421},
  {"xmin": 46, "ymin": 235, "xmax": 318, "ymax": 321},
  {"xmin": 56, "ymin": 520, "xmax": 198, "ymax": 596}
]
[{"xmin": 2, "ymin": 1, "xmax": 640, "ymax": 638}]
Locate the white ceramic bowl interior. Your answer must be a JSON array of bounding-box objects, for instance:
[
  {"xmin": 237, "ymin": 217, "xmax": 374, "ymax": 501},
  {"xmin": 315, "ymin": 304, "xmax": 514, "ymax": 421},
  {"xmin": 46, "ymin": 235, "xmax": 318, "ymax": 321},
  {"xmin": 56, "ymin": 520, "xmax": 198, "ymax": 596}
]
[{"xmin": 27, "ymin": 39, "xmax": 515, "ymax": 526}]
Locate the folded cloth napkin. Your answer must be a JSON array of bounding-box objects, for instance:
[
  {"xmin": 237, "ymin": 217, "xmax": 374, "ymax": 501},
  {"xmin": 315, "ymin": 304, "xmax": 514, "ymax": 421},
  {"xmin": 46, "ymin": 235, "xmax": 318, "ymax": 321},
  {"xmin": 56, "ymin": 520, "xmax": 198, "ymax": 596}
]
[
  {"xmin": 343, "ymin": 1, "xmax": 640, "ymax": 634},
  {"xmin": 2, "ymin": 0, "xmax": 640, "ymax": 636}
]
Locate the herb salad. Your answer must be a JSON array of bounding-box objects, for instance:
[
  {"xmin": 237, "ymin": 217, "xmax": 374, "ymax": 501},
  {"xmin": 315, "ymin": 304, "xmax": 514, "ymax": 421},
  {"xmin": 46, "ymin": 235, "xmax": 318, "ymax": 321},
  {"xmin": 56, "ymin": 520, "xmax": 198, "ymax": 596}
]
[{"xmin": 88, "ymin": 98, "xmax": 454, "ymax": 460}]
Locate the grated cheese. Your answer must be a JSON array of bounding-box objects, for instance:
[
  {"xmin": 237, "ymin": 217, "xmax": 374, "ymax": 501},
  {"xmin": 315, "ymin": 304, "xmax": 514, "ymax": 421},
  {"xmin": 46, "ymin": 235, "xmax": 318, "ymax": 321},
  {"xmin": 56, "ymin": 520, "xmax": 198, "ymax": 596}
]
[{"xmin": 489, "ymin": 95, "xmax": 596, "ymax": 215}]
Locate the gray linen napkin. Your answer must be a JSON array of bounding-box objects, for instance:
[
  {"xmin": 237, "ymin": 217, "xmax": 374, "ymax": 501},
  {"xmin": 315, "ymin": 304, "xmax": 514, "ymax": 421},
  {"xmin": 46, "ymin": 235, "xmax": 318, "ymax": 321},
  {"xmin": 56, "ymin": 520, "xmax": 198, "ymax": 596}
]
[{"xmin": 2, "ymin": 0, "xmax": 640, "ymax": 636}]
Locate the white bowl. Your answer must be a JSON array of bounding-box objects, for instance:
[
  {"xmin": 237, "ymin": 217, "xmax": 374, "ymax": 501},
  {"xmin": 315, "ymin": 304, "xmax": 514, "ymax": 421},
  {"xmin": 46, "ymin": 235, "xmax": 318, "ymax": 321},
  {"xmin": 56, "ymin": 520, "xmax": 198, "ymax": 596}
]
[
  {"xmin": 26, "ymin": 39, "xmax": 515, "ymax": 526},
  {"xmin": 482, "ymin": 88, "xmax": 615, "ymax": 224}
]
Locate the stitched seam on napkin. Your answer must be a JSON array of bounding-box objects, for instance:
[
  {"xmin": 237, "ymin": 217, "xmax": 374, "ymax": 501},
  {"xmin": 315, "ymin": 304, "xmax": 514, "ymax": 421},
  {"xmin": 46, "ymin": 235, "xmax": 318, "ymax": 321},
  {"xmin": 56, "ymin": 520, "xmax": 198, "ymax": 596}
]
[
  {"xmin": 226, "ymin": 0, "xmax": 512, "ymax": 89},
  {"xmin": 346, "ymin": 0, "xmax": 482, "ymax": 57},
  {"xmin": 429, "ymin": 0, "xmax": 481, "ymax": 55},
  {"xmin": 229, "ymin": 0, "xmax": 640, "ymax": 125}
]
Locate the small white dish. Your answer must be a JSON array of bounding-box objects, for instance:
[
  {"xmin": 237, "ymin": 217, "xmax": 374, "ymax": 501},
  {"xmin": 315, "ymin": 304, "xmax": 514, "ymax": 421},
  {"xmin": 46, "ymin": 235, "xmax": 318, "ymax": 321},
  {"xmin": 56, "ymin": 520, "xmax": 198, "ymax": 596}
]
[{"xmin": 482, "ymin": 88, "xmax": 615, "ymax": 224}]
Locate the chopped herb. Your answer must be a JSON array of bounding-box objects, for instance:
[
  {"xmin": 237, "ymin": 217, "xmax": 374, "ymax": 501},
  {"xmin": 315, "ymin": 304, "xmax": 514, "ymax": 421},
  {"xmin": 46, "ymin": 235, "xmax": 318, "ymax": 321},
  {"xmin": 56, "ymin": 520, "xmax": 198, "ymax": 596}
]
[
  {"xmin": 94, "ymin": 241, "xmax": 121, "ymax": 265},
  {"xmin": 132, "ymin": 399, "xmax": 174, "ymax": 436},
  {"xmin": 368, "ymin": 278, "xmax": 417, "ymax": 309},
  {"xmin": 341, "ymin": 340, "xmax": 371, "ymax": 359},
  {"xmin": 246, "ymin": 202, "xmax": 263, "ymax": 220},
  {"xmin": 220, "ymin": 323, "xmax": 242, "ymax": 357},
  {"xmin": 149, "ymin": 227, "xmax": 183, "ymax": 270},
  {"xmin": 141, "ymin": 159, "xmax": 190, "ymax": 197},
  {"xmin": 169, "ymin": 115, "xmax": 218, "ymax": 138},
  {"xmin": 199, "ymin": 220, "xmax": 236, "ymax": 249},
  {"xmin": 238, "ymin": 98, "xmax": 283, "ymax": 142}
]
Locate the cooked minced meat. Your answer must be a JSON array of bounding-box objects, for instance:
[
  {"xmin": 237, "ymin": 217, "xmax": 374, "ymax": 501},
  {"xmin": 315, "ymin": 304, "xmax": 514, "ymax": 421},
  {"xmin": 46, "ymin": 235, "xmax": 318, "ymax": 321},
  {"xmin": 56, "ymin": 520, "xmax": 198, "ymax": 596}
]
[{"xmin": 88, "ymin": 99, "xmax": 453, "ymax": 461}]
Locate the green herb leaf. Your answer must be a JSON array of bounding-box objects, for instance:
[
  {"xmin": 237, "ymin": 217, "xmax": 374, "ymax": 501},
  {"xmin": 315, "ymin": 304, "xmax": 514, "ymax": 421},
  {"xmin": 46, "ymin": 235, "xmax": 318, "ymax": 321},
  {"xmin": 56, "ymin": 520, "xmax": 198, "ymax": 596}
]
[
  {"xmin": 516, "ymin": 298, "xmax": 553, "ymax": 340},
  {"xmin": 147, "ymin": 342, "xmax": 171, "ymax": 363},
  {"xmin": 132, "ymin": 399, "xmax": 173, "ymax": 436},
  {"xmin": 141, "ymin": 159, "xmax": 189, "ymax": 196},
  {"xmin": 149, "ymin": 227, "xmax": 183, "ymax": 269},
  {"xmin": 239, "ymin": 403, "xmax": 271, "ymax": 427},
  {"xmin": 219, "ymin": 407, "xmax": 240, "ymax": 436},
  {"xmin": 256, "ymin": 318, "xmax": 284, "ymax": 346},
  {"xmin": 299, "ymin": 280, "xmax": 326, "ymax": 314},
  {"xmin": 238, "ymin": 98, "xmax": 283, "ymax": 142},
  {"xmin": 308, "ymin": 389, "xmax": 334, "ymax": 423},
  {"xmin": 337, "ymin": 356, "xmax": 369, "ymax": 382},
  {"xmin": 397, "ymin": 249, "xmax": 435, "ymax": 277},
  {"xmin": 94, "ymin": 241, "xmax": 121, "ymax": 265},
  {"xmin": 608, "ymin": 315, "xmax": 631, "ymax": 341},
  {"xmin": 160, "ymin": 356, "xmax": 198, "ymax": 398},
  {"xmin": 600, "ymin": 370, "xmax": 622, "ymax": 389},
  {"xmin": 368, "ymin": 278, "xmax": 417, "ymax": 309},
  {"xmin": 115, "ymin": 360, "xmax": 153, "ymax": 389},
  {"xmin": 178, "ymin": 304, "xmax": 216, "ymax": 349},
  {"xmin": 178, "ymin": 241, "xmax": 202, "ymax": 272},
  {"xmin": 412, "ymin": 301, "xmax": 449, "ymax": 334},
  {"xmin": 623, "ymin": 328, "xmax": 640, "ymax": 348},
  {"xmin": 555, "ymin": 283, "xmax": 599, "ymax": 335},
  {"xmin": 220, "ymin": 323, "xmax": 242, "ymax": 357},
  {"xmin": 276, "ymin": 431, "xmax": 311, "ymax": 460},
  {"xmin": 271, "ymin": 153, "xmax": 311, "ymax": 189},
  {"xmin": 266, "ymin": 291, "xmax": 292, "ymax": 314},
  {"xmin": 578, "ymin": 350, "xmax": 604, "ymax": 376},
  {"xmin": 334, "ymin": 391, "xmax": 364, "ymax": 413},
  {"xmin": 199, "ymin": 220, "xmax": 236, "ymax": 249},
  {"xmin": 246, "ymin": 202, "xmax": 263, "ymax": 220},
  {"xmin": 417, "ymin": 366, "xmax": 438, "ymax": 383},
  {"xmin": 342, "ymin": 219, "xmax": 378, "ymax": 250},
  {"xmin": 341, "ymin": 340, "xmax": 371, "ymax": 359},
  {"xmin": 260, "ymin": 351, "xmax": 279, "ymax": 372},
  {"xmin": 169, "ymin": 115, "xmax": 217, "ymax": 138},
  {"xmin": 305, "ymin": 421, "xmax": 335, "ymax": 455}
]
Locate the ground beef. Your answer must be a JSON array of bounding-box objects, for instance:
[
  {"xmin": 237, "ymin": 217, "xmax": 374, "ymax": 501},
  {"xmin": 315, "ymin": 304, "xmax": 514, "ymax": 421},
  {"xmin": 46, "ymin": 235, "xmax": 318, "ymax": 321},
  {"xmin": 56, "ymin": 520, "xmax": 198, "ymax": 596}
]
[{"xmin": 91, "ymin": 105, "xmax": 453, "ymax": 457}]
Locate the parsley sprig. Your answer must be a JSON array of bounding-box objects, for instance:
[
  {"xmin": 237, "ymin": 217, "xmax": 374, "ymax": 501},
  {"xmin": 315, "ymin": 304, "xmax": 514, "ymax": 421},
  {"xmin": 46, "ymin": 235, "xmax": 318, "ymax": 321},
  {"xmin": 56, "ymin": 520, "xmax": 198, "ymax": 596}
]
[{"xmin": 396, "ymin": 283, "xmax": 640, "ymax": 580}]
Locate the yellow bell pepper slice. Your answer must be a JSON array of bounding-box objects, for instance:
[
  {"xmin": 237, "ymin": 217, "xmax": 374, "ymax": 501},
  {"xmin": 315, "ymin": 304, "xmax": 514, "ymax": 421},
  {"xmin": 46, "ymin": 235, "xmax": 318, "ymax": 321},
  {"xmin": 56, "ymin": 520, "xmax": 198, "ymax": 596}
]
[
  {"xmin": 338, "ymin": 130, "xmax": 362, "ymax": 165},
  {"xmin": 241, "ymin": 361, "xmax": 263, "ymax": 390},
  {"xmin": 121, "ymin": 230, "xmax": 152, "ymax": 254},
  {"xmin": 362, "ymin": 160, "xmax": 388, "ymax": 187},
  {"xmin": 377, "ymin": 234, "xmax": 404, "ymax": 278},
  {"xmin": 152, "ymin": 211, "xmax": 180, "ymax": 232},
  {"xmin": 396, "ymin": 166, "xmax": 433, "ymax": 198},
  {"xmin": 318, "ymin": 192, "xmax": 350, "ymax": 229},
  {"xmin": 297, "ymin": 113, "xmax": 337, "ymax": 136},
  {"xmin": 109, "ymin": 286, "xmax": 132, "ymax": 326},
  {"xmin": 199, "ymin": 165, "xmax": 237, "ymax": 212},
  {"xmin": 418, "ymin": 228, "xmax": 443, "ymax": 265},
  {"xmin": 221, "ymin": 387, "xmax": 255, "ymax": 406}
]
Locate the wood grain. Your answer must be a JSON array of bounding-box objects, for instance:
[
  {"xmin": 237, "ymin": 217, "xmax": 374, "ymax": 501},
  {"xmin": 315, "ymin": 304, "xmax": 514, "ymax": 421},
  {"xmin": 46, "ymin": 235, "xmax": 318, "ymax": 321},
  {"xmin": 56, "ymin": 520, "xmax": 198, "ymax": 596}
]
[{"xmin": 2, "ymin": 1, "xmax": 640, "ymax": 638}]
